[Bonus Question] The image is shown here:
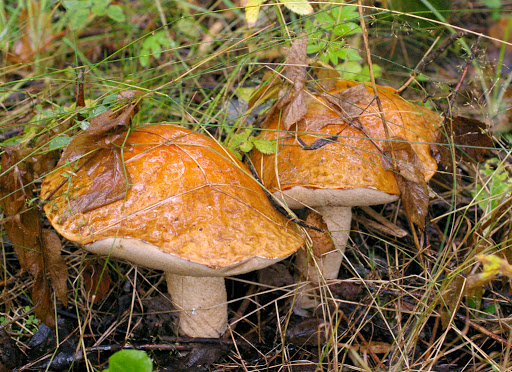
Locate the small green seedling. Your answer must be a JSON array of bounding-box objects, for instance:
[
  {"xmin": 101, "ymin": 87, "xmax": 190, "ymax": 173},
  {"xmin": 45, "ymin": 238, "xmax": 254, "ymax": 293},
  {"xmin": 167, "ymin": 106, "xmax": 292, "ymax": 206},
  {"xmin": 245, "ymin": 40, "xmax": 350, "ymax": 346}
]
[
  {"xmin": 104, "ymin": 349, "xmax": 152, "ymax": 372},
  {"xmin": 229, "ymin": 129, "xmax": 276, "ymax": 159}
]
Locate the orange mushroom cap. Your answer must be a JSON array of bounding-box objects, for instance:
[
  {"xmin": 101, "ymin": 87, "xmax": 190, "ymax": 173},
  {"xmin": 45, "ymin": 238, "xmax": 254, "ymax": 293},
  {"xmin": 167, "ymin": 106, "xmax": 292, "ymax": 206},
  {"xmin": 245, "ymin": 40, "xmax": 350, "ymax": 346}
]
[
  {"xmin": 42, "ymin": 124, "xmax": 304, "ymax": 277},
  {"xmin": 250, "ymin": 81, "xmax": 441, "ymax": 208}
]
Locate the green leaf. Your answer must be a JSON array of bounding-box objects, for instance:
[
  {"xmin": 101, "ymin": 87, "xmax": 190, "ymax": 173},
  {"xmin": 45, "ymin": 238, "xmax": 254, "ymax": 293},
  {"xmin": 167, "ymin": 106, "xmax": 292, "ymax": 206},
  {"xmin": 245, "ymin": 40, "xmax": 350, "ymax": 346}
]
[
  {"xmin": 152, "ymin": 45, "xmax": 163, "ymax": 59},
  {"xmin": 63, "ymin": 0, "xmax": 92, "ymax": 10},
  {"xmin": 69, "ymin": 9, "xmax": 90, "ymax": 27},
  {"xmin": 343, "ymin": 48, "xmax": 363, "ymax": 61},
  {"xmin": 89, "ymin": 105, "xmax": 108, "ymax": 119},
  {"xmin": 357, "ymin": 64, "xmax": 382, "ymax": 82},
  {"xmin": 239, "ymin": 140, "xmax": 254, "ymax": 153},
  {"xmin": 106, "ymin": 5, "xmax": 125, "ymax": 23},
  {"xmin": 102, "ymin": 94, "xmax": 118, "ymax": 105},
  {"xmin": 48, "ymin": 136, "xmax": 72, "ymax": 151},
  {"xmin": 339, "ymin": 60, "xmax": 362, "ymax": 79},
  {"xmin": 328, "ymin": 50, "xmax": 338, "ymax": 65},
  {"xmin": 139, "ymin": 54, "xmax": 149, "ymax": 67},
  {"xmin": 91, "ymin": 4, "xmax": 107, "ymax": 16},
  {"xmin": 337, "ymin": 5, "xmax": 359, "ymax": 20},
  {"xmin": 333, "ymin": 22, "xmax": 361, "ymax": 36},
  {"xmin": 306, "ymin": 42, "xmax": 324, "ymax": 54},
  {"xmin": 105, "ymin": 350, "xmax": 152, "ymax": 372},
  {"xmin": 251, "ymin": 138, "xmax": 276, "ymax": 155},
  {"xmin": 472, "ymin": 159, "xmax": 512, "ymax": 213},
  {"xmin": 315, "ymin": 11, "xmax": 333, "ymax": 25},
  {"xmin": 279, "ymin": 0, "xmax": 313, "ymax": 15},
  {"xmin": 156, "ymin": 31, "xmax": 173, "ymax": 47}
]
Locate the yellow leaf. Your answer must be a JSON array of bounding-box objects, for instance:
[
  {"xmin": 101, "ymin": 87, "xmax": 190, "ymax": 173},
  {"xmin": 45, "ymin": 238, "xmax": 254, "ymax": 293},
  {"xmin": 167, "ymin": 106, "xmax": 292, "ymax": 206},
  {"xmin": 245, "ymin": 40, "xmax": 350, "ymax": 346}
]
[
  {"xmin": 245, "ymin": 0, "xmax": 264, "ymax": 27},
  {"xmin": 467, "ymin": 254, "xmax": 512, "ymax": 290},
  {"xmin": 278, "ymin": 0, "xmax": 313, "ymax": 15},
  {"xmin": 477, "ymin": 254, "xmax": 512, "ymax": 277}
]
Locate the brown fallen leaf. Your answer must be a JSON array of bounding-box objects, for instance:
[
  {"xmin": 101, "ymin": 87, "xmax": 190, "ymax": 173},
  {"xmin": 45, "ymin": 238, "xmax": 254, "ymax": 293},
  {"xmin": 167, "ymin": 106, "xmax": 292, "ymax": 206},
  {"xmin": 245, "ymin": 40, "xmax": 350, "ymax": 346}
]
[
  {"xmin": 304, "ymin": 211, "xmax": 335, "ymax": 261},
  {"xmin": 311, "ymin": 60, "xmax": 341, "ymax": 92},
  {"xmin": 0, "ymin": 146, "xmax": 40, "ymax": 273},
  {"xmin": 48, "ymin": 91, "xmax": 143, "ymax": 214},
  {"xmin": 259, "ymin": 38, "xmax": 309, "ymax": 131},
  {"xmin": 278, "ymin": 38, "xmax": 309, "ymax": 130},
  {"xmin": 432, "ymin": 116, "xmax": 493, "ymax": 169},
  {"xmin": 42, "ymin": 229, "xmax": 68, "ymax": 306},
  {"xmin": 383, "ymin": 137, "xmax": 429, "ymax": 230},
  {"xmin": 68, "ymin": 147, "xmax": 128, "ymax": 214},
  {"xmin": 0, "ymin": 147, "xmax": 68, "ymax": 327}
]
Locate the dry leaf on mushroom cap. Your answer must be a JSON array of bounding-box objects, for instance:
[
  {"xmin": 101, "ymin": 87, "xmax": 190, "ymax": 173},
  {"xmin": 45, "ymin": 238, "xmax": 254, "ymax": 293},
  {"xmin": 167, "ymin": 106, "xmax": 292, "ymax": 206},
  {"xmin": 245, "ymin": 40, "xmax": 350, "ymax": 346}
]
[{"xmin": 51, "ymin": 90, "xmax": 143, "ymax": 215}]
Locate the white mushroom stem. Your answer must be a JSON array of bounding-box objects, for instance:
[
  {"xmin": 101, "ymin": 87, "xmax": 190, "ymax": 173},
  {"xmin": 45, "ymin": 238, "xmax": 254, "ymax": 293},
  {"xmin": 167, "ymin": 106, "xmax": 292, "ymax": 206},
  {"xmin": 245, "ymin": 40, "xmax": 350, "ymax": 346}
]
[
  {"xmin": 295, "ymin": 206, "xmax": 352, "ymax": 312},
  {"xmin": 166, "ymin": 274, "xmax": 227, "ymax": 338}
]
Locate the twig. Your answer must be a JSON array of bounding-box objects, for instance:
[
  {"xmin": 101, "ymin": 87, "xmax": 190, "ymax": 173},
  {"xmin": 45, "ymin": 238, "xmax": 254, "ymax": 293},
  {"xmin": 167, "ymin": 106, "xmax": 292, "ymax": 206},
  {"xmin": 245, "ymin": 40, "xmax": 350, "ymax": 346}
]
[
  {"xmin": 75, "ymin": 67, "xmax": 85, "ymax": 122},
  {"xmin": 454, "ymin": 313, "xmax": 508, "ymax": 345}
]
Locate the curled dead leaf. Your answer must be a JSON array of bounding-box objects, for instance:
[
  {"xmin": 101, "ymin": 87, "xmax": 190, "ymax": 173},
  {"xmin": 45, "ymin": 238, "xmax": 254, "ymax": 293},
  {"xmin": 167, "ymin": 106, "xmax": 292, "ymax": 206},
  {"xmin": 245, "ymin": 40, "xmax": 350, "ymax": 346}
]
[
  {"xmin": 42, "ymin": 229, "xmax": 68, "ymax": 306},
  {"xmin": 0, "ymin": 147, "xmax": 68, "ymax": 327},
  {"xmin": 383, "ymin": 137, "xmax": 429, "ymax": 230}
]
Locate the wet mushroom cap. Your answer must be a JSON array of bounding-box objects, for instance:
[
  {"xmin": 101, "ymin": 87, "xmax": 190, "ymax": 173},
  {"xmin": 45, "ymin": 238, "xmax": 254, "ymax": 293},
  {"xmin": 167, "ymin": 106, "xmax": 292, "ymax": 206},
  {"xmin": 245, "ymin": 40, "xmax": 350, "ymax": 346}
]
[
  {"xmin": 41, "ymin": 124, "xmax": 304, "ymax": 276},
  {"xmin": 250, "ymin": 81, "xmax": 440, "ymax": 207}
]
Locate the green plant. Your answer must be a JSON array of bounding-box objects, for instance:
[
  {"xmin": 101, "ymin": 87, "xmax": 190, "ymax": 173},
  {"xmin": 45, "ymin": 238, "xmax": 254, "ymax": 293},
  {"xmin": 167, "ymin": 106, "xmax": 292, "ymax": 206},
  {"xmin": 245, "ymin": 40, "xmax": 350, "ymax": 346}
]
[
  {"xmin": 471, "ymin": 158, "xmax": 512, "ymax": 215},
  {"xmin": 62, "ymin": 0, "xmax": 126, "ymax": 28},
  {"xmin": 229, "ymin": 129, "xmax": 276, "ymax": 159},
  {"xmin": 104, "ymin": 349, "xmax": 152, "ymax": 372},
  {"xmin": 304, "ymin": 4, "xmax": 380, "ymax": 82},
  {"xmin": 139, "ymin": 31, "xmax": 174, "ymax": 68}
]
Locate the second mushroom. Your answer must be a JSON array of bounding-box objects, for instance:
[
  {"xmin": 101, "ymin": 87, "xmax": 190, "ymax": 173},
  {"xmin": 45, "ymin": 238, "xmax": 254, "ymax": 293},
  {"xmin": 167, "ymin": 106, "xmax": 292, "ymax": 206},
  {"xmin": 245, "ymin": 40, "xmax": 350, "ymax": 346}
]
[{"xmin": 250, "ymin": 81, "xmax": 441, "ymax": 310}]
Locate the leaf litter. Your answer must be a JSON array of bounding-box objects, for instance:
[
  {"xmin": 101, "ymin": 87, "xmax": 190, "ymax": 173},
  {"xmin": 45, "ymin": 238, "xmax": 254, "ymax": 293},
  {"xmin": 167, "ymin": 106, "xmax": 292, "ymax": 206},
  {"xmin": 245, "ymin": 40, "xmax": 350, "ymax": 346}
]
[{"xmin": 0, "ymin": 146, "xmax": 67, "ymax": 327}]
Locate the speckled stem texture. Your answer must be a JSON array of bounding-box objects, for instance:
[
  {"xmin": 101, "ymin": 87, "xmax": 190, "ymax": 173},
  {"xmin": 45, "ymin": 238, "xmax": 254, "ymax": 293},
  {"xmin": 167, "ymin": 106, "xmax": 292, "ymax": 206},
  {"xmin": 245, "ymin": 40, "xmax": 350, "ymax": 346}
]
[{"xmin": 166, "ymin": 273, "xmax": 227, "ymax": 338}]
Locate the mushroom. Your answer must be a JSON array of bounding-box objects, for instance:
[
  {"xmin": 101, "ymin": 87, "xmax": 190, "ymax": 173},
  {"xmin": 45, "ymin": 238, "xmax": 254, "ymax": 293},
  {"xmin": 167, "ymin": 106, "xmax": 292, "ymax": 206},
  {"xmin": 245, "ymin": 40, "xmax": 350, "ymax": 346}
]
[
  {"xmin": 41, "ymin": 124, "xmax": 304, "ymax": 338},
  {"xmin": 249, "ymin": 81, "xmax": 441, "ymax": 309}
]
